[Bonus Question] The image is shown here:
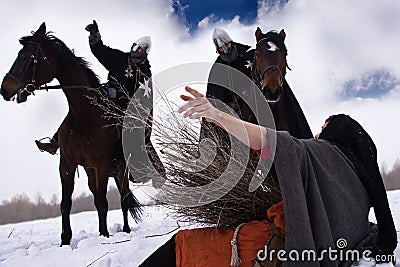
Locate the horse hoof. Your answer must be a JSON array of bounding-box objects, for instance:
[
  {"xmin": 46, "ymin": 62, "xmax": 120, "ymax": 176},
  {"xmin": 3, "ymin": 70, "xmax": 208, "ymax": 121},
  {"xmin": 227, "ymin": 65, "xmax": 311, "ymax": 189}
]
[
  {"xmin": 60, "ymin": 239, "xmax": 71, "ymax": 246},
  {"xmin": 123, "ymin": 226, "xmax": 131, "ymax": 233},
  {"xmin": 100, "ymin": 231, "xmax": 110, "ymax": 238},
  {"xmin": 61, "ymin": 233, "xmax": 72, "ymax": 246}
]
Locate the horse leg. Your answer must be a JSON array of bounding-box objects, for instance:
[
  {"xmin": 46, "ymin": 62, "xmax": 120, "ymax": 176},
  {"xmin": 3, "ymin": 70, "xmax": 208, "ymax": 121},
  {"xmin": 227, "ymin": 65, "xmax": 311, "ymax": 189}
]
[
  {"xmin": 59, "ymin": 156, "xmax": 77, "ymax": 246},
  {"xmin": 85, "ymin": 167, "xmax": 110, "ymax": 237},
  {"xmin": 90, "ymin": 166, "xmax": 110, "ymax": 237},
  {"xmin": 115, "ymin": 163, "xmax": 131, "ymax": 233},
  {"xmin": 98, "ymin": 175, "xmax": 110, "ymax": 237}
]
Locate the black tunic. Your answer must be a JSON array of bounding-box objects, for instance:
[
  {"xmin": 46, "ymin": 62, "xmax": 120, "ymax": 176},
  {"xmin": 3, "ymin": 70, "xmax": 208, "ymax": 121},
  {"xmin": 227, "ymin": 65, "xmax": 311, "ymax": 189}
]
[
  {"xmin": 90, "ymin": 41, "xmax": 151, "ymax": 108},
  {"xmin": 201, "ymin": 42, "xmax": 255, "ymax": 146},
  {"xmin": 89, "ymin": 40, "xmax": 166, "ymax": 181},
  {"xmin": 206, "ymin": 42, "xmax": 254, "ymax": 120}
]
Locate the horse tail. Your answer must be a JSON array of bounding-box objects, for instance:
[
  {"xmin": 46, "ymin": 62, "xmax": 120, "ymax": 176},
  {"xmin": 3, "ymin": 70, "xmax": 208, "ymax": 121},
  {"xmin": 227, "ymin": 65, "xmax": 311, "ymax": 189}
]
[
  {"xmin": 114, "ymin": 177, "xmax": 143, "ymax": 223},
  {"xmin": 126, "ymin": 190, "xmax": 143, "ymax": 223}
]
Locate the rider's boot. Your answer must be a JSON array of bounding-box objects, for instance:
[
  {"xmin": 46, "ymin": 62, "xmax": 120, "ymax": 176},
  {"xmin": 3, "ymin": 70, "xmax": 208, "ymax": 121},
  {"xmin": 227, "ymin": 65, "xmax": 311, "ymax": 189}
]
[{"xmin": 35, "ymin": 138, "xmax": 59, "ymax": 155}]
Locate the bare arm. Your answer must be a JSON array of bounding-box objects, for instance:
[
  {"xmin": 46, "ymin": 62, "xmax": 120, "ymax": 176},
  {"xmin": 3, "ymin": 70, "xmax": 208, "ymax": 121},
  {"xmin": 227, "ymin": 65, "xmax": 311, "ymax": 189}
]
[{"xmin": 178, "ymin": 86, "xmax": 269, "ymax": 150}]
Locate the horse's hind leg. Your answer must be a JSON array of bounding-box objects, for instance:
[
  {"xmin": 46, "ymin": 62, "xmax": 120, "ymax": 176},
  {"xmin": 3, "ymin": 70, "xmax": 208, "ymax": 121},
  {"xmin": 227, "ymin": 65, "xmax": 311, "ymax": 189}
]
[
  {"xmin": 86, "ymin": 166, "xmax": 110, "ymax": 237},
  {"xmin": 59, "ymin": 156, "xmax": 77, "ymax": 246},
  {"xmin": 115, "ymin": 164, "xmax": 131, "ymax": 233}
]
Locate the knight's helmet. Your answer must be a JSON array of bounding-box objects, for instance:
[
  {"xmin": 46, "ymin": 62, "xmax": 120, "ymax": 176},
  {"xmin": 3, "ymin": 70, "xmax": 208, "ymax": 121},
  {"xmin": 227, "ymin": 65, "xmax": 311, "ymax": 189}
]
[
  {"xmin": 212, "ymin": 28, "xmax": 232, "ymax": 54},
  {"xmin": 131, "ymin": 36, "xmax": 152, "ymax": 54}
]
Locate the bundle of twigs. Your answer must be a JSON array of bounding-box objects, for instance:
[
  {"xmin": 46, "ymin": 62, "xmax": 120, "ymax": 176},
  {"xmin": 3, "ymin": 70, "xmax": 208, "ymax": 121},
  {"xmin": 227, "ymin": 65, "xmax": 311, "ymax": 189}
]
[{"xmin": 88, "ymin": 83, "xmax": 282, "ymax": 226}]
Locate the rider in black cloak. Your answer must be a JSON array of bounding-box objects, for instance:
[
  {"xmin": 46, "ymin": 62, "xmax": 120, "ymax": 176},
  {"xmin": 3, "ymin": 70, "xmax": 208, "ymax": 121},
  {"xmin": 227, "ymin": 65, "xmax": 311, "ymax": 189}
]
[{"xmin": 35, "ymin": 20, "xmax": 166, "ymax": 181}]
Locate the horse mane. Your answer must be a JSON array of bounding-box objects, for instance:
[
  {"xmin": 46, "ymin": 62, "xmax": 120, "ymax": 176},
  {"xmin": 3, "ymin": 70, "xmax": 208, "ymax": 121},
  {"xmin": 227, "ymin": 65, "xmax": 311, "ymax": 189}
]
[{"xmin": 20, "ymin": 32, "xmax": 101, "ymax": 87}]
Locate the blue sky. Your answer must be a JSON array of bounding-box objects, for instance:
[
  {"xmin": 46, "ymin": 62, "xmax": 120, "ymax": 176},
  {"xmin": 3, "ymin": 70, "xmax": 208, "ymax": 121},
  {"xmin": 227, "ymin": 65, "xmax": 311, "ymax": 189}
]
[
  {"xmin": 172, "ymin": 0, "xmax": 260, "ymax": 32},
  {"xmin": 341, "ymin": 69, "xmax": 400, "ymax": 99}
]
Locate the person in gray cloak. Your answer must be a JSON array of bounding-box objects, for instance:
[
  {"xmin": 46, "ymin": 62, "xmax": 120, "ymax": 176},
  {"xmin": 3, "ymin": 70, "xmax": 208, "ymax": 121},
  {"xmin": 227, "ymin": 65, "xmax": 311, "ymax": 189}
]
[{"xmin": 176, "ymin": 85, "xmax": 397, "ymax": 266}]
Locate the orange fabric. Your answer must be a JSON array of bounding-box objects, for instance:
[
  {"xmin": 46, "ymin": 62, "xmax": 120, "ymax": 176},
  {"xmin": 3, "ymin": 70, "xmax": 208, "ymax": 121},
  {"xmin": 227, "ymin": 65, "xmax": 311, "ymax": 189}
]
[
  {"xmin": 175, "ymin": 201, "xmax": 285, "ymax": 267},
  {"xmin": 267, "ymin": 201, "xmax": 285, "ymax": 235}
]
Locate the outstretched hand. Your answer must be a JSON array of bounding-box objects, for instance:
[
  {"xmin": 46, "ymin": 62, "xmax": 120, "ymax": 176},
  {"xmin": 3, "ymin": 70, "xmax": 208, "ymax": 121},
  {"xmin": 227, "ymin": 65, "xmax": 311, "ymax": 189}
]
[
  {"xmin": 85, "ymin": 20, "xmax": 99, "ymax": 34},
  {"xmin": 178, "ymin": 86, "xmax": 220, "ymax": 124},
  {"xmin": 179, "ymin": 87, "xmax": 267, "ymax": 150}
]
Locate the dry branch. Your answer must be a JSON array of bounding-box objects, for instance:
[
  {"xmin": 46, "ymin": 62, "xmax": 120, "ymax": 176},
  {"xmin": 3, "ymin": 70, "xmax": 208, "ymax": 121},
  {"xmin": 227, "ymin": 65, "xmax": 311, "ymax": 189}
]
[{"xmin": 89, "ymin": 83, "xmax": 282, "ymax": 226}]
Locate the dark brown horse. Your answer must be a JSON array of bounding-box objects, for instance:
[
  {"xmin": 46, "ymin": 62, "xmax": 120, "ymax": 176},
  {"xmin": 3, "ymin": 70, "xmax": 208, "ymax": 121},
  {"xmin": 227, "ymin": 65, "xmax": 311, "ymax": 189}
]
[
  {"xmin": 0, "ymin": 23, "xmax": 142, "ymax": 245},
  {"xmin": 252, "ymin": 27, "xmax": 312, "ymax": 139}
]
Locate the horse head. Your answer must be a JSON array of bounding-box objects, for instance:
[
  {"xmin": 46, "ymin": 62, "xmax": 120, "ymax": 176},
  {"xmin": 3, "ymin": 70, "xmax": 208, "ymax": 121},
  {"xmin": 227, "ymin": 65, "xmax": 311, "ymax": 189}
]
[
  {"xmin": 1, "ymin": 22, "xmax": 57, "ymax": 102},
  {"xmin": 252, "ymin": 27, "xmax": 288, "ymax": 102}
]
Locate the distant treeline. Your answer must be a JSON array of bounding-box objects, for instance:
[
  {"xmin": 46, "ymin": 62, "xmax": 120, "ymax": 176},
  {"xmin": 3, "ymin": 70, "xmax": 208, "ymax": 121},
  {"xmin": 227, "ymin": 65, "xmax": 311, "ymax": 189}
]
[
  {"xmin": 1, "ymin": 161, "xmax": 400, "ymax": 225},
  {"xmin": 0, "ymin": 186, "xmax": 122, "ymax": 225},
  {"xmin": 382, "ymin": 160, "xmax": 400, "ymax": 191}
]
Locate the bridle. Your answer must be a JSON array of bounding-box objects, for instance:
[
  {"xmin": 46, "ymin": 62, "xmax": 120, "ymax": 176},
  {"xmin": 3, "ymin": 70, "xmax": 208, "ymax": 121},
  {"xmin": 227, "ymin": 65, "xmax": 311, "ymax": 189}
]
[
  {"xmin": 5, "ymin": 40, "xmax": 55, "ymax": 96},
  {"xmin": 251, "ymin": 37, "xmax": 288, "ymax": 103},
  {"xmin": 4, "ymin": 40, "xmax": 89, "ymax": 99}
]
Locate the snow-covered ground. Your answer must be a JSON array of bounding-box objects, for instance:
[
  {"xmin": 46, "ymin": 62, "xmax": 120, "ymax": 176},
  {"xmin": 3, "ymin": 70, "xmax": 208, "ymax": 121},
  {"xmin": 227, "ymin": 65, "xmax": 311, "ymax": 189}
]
[{"xmin": 1, "ymin": 191, "xmax": 400, "ymax": 266}]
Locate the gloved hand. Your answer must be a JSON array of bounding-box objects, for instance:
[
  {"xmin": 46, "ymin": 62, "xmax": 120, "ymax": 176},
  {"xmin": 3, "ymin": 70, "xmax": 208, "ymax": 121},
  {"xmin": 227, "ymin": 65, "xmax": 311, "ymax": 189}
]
[
  {"xmin": 85, "ymin": 20, "xmax": 101, "ymax": 45},
  {"xmin": 85, "ymin": 20, "xmax": 99, "ymax": 34}
]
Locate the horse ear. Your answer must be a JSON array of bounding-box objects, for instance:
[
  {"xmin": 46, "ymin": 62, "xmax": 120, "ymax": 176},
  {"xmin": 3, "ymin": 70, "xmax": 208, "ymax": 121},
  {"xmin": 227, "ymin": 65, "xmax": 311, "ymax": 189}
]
[
  {"xmin": 279, "ymin": 29, "xmax": 286, "ymax": 42},
  {"xmin": 33, "ymin": 22, "xmax": 46, "ymax": 39},
  {"xmin": 255, "ymin": 27, "xmax": 263, "ymax": 42}
]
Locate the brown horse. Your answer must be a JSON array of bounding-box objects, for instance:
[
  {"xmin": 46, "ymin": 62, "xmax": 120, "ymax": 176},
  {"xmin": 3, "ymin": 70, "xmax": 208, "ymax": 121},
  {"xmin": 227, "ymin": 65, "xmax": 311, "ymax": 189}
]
[
  {"xmin": 235, "ymin": 27, "xmax": 313, "ymax": 192},
  {"xmin": 251, "ymin": 27, "xmax": 313, "ymax": 139},
  {"xmin": 0, "ymin": 23, "xmax": 142, "ymax": 245}
]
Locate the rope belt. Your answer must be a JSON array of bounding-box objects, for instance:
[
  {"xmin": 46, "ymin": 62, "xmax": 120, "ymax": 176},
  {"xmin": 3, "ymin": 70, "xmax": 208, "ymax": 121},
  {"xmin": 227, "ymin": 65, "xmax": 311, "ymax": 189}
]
[{"xmin": 231, "ymin": 222, "xmax": 246, "ymax": 267}]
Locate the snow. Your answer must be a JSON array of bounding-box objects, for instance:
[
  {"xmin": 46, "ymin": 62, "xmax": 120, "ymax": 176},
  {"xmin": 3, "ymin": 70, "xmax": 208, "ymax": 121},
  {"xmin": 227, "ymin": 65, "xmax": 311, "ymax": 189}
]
[
  {"xmin": 1, "ymin": 191, "xmax": 400, "ymax": 267},
  {"xmin": 0, "ymin": 205, "xmax": 185, "ymax": 266}
]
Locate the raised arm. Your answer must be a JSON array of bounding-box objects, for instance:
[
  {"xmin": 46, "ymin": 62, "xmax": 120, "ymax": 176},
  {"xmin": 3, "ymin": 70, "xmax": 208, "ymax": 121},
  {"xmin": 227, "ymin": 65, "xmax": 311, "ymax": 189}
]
[
  {"xmin": 178, "ymin": 86, "xmax": 268, "ymax": 150},
  {"xmin": 85, "ymin": 20, "xmax": 125, "ymax": 71}
]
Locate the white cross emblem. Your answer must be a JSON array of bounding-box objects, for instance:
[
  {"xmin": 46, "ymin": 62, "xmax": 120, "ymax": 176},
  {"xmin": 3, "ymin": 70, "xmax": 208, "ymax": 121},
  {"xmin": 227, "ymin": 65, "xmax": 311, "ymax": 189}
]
[
  {"xmin": 125, "ymin": 64, "xmax": 133, "ymax": 78},
  {"xmin": 245, "ymin": 60, "xmax": 253, "ymax": 69},
  {"xmin": 139, "ymin": 78, "xmax": 152, "ymax": 99}
]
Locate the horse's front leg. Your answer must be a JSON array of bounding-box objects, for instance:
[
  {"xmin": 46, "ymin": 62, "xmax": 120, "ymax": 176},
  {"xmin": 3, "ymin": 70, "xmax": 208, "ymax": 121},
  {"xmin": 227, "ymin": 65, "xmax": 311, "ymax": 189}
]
[
  {"xmin": 59, "ymin": 156, "xmax": 77, "ymax": 246},
  {"xmin": 91, "ymin": 166, "xmax": 110, "ymax": 238},
  {"xmin": 115, "ymin": 163, "xmax": 131, "ymax": 233}
]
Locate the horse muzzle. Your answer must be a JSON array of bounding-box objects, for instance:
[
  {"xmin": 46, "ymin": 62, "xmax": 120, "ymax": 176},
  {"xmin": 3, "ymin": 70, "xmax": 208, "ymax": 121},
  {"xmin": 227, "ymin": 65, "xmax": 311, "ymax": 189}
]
[
  {"xmin": 16, "ymin": 89, "xmax": 30, "ymax": 103},
  {"xmin": 0, "ymin": 87, "xmax": 12, "ymax": 101},
  {"xmin": 0, "ymin": 86, "xmax": 16, "ymax": 101},
  {"xmin": 263, "ymin": 85, "xmax": 283, "ymax": 103},
  {"xmin": 260, "ymin": 65, "xmax": 283, "ymax": 89},
  {"xmin": 1, "ymin": 74, "xmax": 26, "ymax": 101}
]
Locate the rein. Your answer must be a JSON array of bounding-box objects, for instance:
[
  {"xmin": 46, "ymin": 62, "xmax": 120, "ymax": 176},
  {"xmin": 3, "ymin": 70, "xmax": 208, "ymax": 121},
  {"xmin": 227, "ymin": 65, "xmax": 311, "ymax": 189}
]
[
  {"xmin": 13, "ymin": 79, "xmax": 92, "ymax": 103},
  {"xmin": 14, "ymin": 84, "xmax": 93, "ymax": 104}
]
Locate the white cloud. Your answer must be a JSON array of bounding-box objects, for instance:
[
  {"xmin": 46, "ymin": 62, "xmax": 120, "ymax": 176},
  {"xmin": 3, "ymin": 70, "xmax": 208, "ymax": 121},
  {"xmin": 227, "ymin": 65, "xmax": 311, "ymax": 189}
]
[{"xmin": 198, "ymin": 14, "xmax": 214, "ymax": 29}]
